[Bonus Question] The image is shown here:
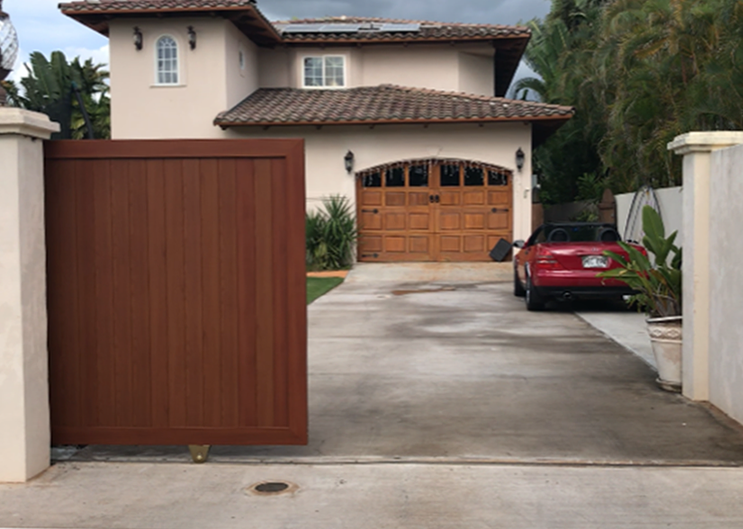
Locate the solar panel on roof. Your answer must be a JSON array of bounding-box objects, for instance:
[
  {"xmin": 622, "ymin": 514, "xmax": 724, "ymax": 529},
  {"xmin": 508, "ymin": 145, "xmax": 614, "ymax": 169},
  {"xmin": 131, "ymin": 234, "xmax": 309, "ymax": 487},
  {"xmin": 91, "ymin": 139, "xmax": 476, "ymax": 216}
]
[
  {"xmin": 379, "ymin": 23, "xmax": 421, "ymax": 32},
  {"xmin": 281, "ymin": 24, "xmax": 326, "ymax": 33},
  {"xmin": 281, "ymin": 23, "xmax": 363, "ymax": 33}
]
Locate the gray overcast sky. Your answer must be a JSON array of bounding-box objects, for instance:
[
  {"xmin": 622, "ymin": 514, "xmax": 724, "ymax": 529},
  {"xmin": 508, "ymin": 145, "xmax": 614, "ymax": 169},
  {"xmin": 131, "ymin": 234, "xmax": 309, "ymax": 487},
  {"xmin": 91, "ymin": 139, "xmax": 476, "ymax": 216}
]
[
  {"xmin": 7, "ymin": 0, "xmax": 550, "ymax": 88},
  {"xmin": 257, "ymin": 0, "xmax": 551, "ymax": 24}
]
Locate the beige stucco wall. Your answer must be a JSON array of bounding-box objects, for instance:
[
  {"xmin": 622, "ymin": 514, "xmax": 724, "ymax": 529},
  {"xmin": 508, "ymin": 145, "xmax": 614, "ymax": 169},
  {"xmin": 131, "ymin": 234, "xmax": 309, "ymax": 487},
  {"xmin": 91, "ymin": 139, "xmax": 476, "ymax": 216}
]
[
  {"xmin": 361, "ymin": 45, "xmax": 461, "ymax": 92},
  {"xmin": 458, "ymin": 51, "xmax": 495, "ymax": 95},
  {"xmin": 259, "ymin": 44, "xmax": 494, "ymax": 95},
  {"xmin": 226, "ymin": 122, "xmax": 534, "ymax": 240},
  {"xmin": 110, "ymin": 17, "xmax": 258, "ymax": 139},
  {"xmin": 709, "ymin": 143, "xmax": 743, "ymax": 425},
  {"xmin": 0, "ymin": 109, "xmax": 58, "ymax": 483},
  {"xmin": 225, "ymin": 21, "xmax": 259, "ymax": 110}
]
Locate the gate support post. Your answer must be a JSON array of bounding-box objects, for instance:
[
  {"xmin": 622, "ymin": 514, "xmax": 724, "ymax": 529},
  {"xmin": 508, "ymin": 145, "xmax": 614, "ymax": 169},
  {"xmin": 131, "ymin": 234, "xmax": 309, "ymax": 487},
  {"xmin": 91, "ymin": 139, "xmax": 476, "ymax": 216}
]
[
  {"xmin": 0, "ymin": 108, "xmax": 59, "ymax": 482},
  {"xmin": 668, "ymin": 132, "xmax": 743, "ymax": 401}
]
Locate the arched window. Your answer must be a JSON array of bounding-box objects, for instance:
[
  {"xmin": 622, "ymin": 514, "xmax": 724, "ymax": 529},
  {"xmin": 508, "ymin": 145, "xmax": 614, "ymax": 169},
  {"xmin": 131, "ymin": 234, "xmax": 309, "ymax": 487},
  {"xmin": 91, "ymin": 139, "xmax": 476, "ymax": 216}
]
[{"xmin": 156, "ymin": 36, "xmax": 179, "ymax": 85}]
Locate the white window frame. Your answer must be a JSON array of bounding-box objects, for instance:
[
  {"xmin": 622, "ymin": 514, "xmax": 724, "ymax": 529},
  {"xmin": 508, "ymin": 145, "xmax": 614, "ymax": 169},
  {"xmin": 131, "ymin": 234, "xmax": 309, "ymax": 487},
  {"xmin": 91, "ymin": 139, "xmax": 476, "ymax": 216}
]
[
  {"xmin": 154, "ymin": 35, "xmax": 181, "ymax": 86},
  {"xmin": 301, "ymin": 55, "xmax": 347, "ymax": 89}
]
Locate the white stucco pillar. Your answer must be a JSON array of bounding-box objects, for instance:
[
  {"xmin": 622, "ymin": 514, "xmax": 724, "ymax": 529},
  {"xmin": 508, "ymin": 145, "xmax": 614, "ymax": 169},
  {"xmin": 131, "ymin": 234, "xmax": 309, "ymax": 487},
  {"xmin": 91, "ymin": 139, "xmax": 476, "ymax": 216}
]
[
  {"xmin": 667, "ymin": 131, "xmax": 743, "ymax": 401},
  {"xmin": 0, "ymin": 108, "xmax": 59, "ymax": 483}
]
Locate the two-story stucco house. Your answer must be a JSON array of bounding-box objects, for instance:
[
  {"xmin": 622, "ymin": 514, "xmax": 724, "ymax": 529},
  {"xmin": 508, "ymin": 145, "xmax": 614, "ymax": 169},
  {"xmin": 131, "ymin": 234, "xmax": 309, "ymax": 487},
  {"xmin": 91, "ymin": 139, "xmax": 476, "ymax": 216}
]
[{"xmin": 60, "ymin": 0, "xmax": 573, "ymax": 262}]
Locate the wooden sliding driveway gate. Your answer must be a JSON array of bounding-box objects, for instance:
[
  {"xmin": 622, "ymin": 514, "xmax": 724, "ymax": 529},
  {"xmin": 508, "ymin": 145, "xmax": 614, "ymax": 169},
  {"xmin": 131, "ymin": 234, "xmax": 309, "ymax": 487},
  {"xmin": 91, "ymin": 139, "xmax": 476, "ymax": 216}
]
[{"xmin": 45, "ymin": 140, "xmax": 307, "ymax": 452}]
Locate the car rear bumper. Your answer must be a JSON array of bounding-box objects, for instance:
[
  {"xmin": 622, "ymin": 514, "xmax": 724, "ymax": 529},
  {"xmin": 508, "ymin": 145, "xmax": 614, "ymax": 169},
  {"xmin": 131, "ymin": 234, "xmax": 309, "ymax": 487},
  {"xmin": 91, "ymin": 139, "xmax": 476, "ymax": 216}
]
[{"xmin": 535, "ymin": 285, "xmax": 636, "ymax": 300}]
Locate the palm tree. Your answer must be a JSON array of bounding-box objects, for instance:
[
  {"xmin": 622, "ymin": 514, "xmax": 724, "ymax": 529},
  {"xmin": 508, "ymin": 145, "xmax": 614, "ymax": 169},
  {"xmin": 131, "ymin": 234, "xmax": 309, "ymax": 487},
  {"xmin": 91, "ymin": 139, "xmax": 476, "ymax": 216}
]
[{"xmin": 2, "ymin": 51, "xmax": 110, "ymax": 139}]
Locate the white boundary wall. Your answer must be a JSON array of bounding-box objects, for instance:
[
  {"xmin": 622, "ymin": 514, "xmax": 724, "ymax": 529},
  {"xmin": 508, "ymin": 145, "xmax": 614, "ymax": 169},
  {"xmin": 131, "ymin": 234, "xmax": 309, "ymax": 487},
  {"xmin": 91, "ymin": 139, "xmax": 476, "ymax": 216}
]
[
  {"xmin": 669, "ymin": 131, "xmax": 743, "ymax": 407},
  {"xmin": 616, "ymin": 186, "xmax": 684, "ymax": 246},
  {"xmin": 708, "ymin": 144, "xmax": 743, "ymax": 424}
]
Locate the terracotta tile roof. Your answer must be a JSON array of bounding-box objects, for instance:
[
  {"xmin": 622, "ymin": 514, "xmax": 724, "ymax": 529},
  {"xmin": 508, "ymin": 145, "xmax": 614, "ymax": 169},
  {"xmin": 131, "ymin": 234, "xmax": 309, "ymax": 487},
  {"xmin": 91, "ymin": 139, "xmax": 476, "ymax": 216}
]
[
  {"xmin": 215, "ymin": 85, "xmax": 574, "ymax": 127},
  {"xmin": 59, "ymin": 0, "xmax": 281, "ymax": 45},
  {"xmin": 273, "ymin": 17, "xmax": 530, "ymax": 42},
  {"xmin": 58, "ymin": 0, "xmax": 258, "ymax": 12}
]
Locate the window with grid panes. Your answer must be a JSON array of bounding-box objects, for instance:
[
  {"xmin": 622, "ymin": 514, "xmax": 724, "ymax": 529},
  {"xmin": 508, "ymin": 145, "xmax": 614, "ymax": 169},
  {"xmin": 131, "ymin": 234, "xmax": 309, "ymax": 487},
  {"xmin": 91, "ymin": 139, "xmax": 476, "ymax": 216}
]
[
  {"xmin": 156, "ymin": 36, "xmax": 179, "ymax": 85},
  {"xmin": 303, "ymin": 56, "xmax": 345, "ymax": 87}
]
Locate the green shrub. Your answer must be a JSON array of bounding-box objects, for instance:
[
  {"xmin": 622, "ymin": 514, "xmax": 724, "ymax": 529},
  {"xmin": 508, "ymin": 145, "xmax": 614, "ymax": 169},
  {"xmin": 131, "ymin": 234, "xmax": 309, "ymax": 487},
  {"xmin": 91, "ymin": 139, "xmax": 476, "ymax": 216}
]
[{"xmin": 306, "ymin": 195, "xmax": 357, "ymax": 271}]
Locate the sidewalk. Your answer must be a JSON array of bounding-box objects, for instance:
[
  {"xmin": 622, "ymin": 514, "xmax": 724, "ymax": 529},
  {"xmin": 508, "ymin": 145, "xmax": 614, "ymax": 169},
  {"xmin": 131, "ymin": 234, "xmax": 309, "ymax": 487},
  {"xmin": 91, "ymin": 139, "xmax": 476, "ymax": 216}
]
[{"xmin": 576, "ymin": 309, "xmax": 657, "ymax": 369}]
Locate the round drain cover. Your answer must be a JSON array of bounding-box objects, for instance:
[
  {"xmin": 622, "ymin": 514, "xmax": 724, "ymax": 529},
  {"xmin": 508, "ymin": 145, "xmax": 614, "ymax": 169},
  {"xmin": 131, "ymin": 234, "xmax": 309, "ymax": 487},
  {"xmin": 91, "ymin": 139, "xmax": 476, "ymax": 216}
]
[
  {"xmin": 246, "ymin": 481, "xmax": 298, "ymax": 496},
  {"xmin": 255, "ymin": 482, "xmax": 289, "ymax": 494}
]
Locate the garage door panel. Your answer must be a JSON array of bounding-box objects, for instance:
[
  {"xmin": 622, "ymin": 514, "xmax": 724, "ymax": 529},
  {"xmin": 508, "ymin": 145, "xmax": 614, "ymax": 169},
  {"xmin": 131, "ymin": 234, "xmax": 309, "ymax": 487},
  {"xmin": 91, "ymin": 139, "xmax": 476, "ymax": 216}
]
[
  {"xmin": 385, "ymin": 236, "xmax": 406, "ymax": 253},
  {"xmin": 464, "ymin": 213, "xmax": 486, "ymax": 230},
  {"xmin": 385, "ymin": 212, "xmax": 406, "ymax": 230},
  {"xmin": 409, "ymin": 212, "xmax": 430, "ymax": 231},
  {"xmin": 409, "ymin": 236, "xmax": 431, "ymax": 254},
  {"xmin": 440, "ymin": 192, "xmax": 460, "ymax": 206},
  {"xmin": 488, "ymin": 190, "xmax": 509, "ymax": 205},
  {"xmin": 439, "ymin": 212, "xmax": 461, "ymax": 231},
  {"xmin": 440, "ymin": 236, "xmax": 461, "ymax": 252},
  {"xmin": 359, "ymin": 235, "xmax": 383, "ymax": 252},
  {"xmin": 488, "ymin": 211, "xmax": 510, "ymax": 230},
  {"xmin": 464, "ymin": 235, "xmax": 486, "ymax": 252},
  {"xmin": 409, "ymin": 192, "xmax": 430, "ymax": 206},
  {"xmin": 361, "ymin": 211, "xmax": 382, "ymax": 230},
  {"xmin": 363, "ymin": 191, "xmax": 383, "ymax": 206},
  {"xmin": 386, "ymin": 193, "xmax": 406, "ymax": 207},
  {"xmin": 464, "ymin": 191, "xmax": 486, "ymax": 205}
]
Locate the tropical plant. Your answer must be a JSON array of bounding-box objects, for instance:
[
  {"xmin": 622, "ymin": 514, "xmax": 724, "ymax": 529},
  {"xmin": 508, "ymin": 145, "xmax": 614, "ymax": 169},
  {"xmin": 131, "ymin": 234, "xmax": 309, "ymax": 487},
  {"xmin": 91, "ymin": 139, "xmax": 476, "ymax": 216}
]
[
  {"xmin": 521, "ymin": 0, "xmax": 743, "ymax": 201},
  {"xmin": 598, "ymin": 206, "xmax": 682, "ymax": 317},
  {"xmin": 1, "ymin": 51, "xmax": 110, "ymax": 139},
  {"xmin": 305, "ymin": 195, "xmax": 357, "ymax": 271}
]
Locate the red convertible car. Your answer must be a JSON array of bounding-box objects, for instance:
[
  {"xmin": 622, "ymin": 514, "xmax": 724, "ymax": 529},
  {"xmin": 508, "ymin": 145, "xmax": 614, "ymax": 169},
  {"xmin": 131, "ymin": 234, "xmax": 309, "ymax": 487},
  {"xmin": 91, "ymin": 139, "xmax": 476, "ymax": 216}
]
[{"xmin": 513, "ymin": 222, "xmax": 646, "ymax": 310}]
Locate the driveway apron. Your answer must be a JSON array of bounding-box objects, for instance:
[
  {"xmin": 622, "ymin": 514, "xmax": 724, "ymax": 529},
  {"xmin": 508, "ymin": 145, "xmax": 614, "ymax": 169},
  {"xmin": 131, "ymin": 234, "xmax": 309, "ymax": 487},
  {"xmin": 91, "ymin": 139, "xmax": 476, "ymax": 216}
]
[{"xmin": 73, "ymin": 263, "xmax": 743, "ymax": 465}]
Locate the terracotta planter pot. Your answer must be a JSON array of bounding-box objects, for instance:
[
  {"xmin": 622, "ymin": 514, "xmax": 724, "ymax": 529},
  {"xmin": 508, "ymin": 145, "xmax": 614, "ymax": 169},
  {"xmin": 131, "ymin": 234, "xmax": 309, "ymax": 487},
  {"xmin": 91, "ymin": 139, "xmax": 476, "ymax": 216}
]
[{"xmin": 647, "ymin": 316, "xmax": 682, "ymax": 392}]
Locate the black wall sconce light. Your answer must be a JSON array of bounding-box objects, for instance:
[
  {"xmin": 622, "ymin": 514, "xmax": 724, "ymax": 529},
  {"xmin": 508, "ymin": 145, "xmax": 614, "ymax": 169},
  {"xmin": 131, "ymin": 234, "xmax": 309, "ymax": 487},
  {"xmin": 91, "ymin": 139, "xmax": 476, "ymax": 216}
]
[
  {"xmin": 188, "ymin": 26, "xmax": 197, "ymax": 50},
  {"xmin": 133, "ymin": 27, "xmax": 143, "ymax": 51},
  {"xmin": 515, "ymin": 147, "xmax": 525, "ymax": 172},
  {"xmin": 344, "ymin": 150, "xmax": 355, "ymax": 173}
]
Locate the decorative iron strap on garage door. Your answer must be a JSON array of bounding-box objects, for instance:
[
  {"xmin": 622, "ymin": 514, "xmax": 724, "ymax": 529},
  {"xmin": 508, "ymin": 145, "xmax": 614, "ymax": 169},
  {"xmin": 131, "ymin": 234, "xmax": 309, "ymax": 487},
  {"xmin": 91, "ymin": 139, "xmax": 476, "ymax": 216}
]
[
  {"xmin": 44, "ymin": 139, "xmax": 307, "ymax": 451},
  {"xmin": 356, "ymin": 159, "xmax": 513, "ymax": 262}
]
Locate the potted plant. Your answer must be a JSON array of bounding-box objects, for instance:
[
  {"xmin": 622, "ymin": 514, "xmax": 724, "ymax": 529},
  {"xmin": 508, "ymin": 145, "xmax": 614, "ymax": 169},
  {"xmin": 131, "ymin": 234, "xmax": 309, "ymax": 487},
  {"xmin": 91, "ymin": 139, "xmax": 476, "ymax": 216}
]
[{"xmin": 598, "ymin": 206, "xmax": 683, "ymax": 392}]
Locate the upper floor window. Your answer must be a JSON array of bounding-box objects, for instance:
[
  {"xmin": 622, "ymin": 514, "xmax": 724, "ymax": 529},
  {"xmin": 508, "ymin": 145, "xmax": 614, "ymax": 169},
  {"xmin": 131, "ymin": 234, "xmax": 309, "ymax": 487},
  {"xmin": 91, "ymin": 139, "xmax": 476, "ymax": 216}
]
[
  {"xmin": 156, "ymin": 36, "xmax": 179, "ymax": 85},
  {"xmin": 303, "ymin": 56, "xmax": 345, "ymax": 88}
]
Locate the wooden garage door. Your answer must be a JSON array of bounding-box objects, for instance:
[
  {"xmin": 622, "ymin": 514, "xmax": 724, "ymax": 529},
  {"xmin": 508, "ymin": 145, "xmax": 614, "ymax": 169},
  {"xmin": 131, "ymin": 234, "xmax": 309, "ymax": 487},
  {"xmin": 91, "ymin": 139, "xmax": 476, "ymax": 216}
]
[{"xmin": 357, "ymin": 160, "xmax": 513, "ymax": 262}]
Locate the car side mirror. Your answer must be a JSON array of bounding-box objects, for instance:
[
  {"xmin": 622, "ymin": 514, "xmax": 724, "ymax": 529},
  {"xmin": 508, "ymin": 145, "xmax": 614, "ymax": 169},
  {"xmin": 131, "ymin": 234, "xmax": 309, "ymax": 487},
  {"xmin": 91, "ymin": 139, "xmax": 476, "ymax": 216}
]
[{"xmin": 513, "ymin": 239, "xmax": 526, "ymax": 249}]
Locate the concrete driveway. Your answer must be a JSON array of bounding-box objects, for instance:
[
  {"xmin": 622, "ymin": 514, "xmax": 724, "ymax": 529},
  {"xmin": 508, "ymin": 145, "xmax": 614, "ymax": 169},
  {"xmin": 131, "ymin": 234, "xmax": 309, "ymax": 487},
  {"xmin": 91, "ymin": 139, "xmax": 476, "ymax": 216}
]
[
  {"xmin": 73, "ymin": 263, "xmax": 743, "ymax": 465},
  {"xmin": 5, "ymin": 263, "xmax": 743, "ymax": 529}
]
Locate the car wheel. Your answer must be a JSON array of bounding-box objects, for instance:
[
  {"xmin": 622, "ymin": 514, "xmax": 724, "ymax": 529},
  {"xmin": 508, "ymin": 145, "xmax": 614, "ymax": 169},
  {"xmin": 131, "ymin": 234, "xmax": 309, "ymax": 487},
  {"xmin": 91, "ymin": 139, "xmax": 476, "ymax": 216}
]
[
  {"xmin": 525, "ymin": 275, "xmax": 545, "ymax": 311},
  {"xmin": 514, "ymin": 267, "xmax": 526, "ymax": 297}
]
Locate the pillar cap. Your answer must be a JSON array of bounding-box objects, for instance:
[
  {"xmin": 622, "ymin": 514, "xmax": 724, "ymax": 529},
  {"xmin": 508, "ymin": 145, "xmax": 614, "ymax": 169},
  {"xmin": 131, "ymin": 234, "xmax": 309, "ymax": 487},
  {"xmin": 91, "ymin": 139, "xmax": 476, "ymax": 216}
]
[
  {"xmin": 668, "ymin": 131, "xmax": 743, "ymax": 155},
  {"xmin": 0, "ymin": 108, "xmax": 60, "ymax": 139}
]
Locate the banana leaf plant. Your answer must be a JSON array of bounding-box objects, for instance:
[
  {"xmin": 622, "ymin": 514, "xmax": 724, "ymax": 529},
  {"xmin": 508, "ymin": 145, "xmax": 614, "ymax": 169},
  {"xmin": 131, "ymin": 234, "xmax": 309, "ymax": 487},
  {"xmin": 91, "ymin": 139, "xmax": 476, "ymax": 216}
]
[{"xmin": 598, "ymin": 206, "xmax": 682, "ymax": 317}]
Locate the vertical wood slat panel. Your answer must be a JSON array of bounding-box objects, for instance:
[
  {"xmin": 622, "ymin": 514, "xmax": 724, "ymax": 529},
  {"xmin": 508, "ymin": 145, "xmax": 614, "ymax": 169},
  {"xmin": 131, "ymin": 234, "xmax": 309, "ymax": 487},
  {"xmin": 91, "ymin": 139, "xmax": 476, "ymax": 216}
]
[
  {"xmin": 110, "ymin": 160, "xmax": 133, "ymax": 427},
  {"xmin": 254, "ymin": 158, "xmax": 275, "ymax": 427},
  {"xmin": 200, "ymin": 159, "xmax": 222, "ymax": 427},
  {"xmin": 45, "ymin": 161, "xmax": 75, "ymax": 430},
  {"xmin": 164, "ymin": 159, "xmax": 187, "ymax": 428},
  {"xmin": 286, "ymin": 144, "xmax": 308, "ymax": 440},
  {"xmin": 76, "ymin": 161, "xmax": 100, "ymax": 427},
  {"xmin": 46, "ymin": 139, "xmax": 307, "ymax": 446},
  {"xmin": 128, "ymin": 160, "xmax": 152, "ymax": 427},
  {"xmin": 236, "ymin": 159, "xmax": 258, "ymax": 426},
  {"xmin": 93, "ymin": 160, "xmax": 116, "ymax": 427},
  {"xmin": 218, "ymin": 159, "xmax": 239, "ymax": 427},
  {"xmin": 146, "ymin": 159, "xmax": 170, "ymax": 428},
  {"xmin": 272, "ymin": 159, "xmax": 289, "ymax": 427},
  {"xmin": 183, "ymin": 160, "xmax": 204, "ymax": 427}
]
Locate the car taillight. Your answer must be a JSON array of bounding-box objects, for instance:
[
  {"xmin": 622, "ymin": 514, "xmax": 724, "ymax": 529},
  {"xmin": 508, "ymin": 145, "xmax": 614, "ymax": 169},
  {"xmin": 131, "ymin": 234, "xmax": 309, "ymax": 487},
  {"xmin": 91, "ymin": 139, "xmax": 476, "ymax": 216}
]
[{"xmin": 535, "ymin": 248, "xmax": 560, "ymax": 268}]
